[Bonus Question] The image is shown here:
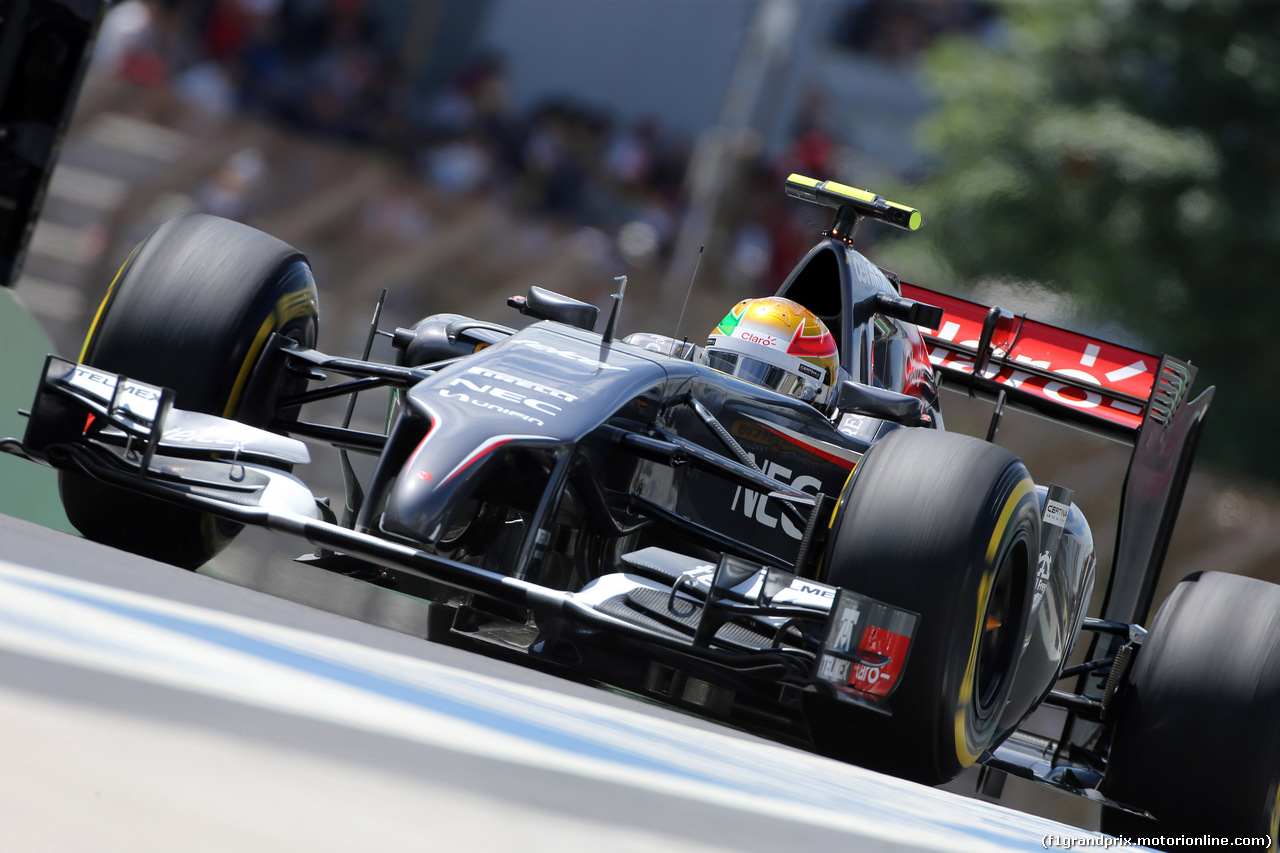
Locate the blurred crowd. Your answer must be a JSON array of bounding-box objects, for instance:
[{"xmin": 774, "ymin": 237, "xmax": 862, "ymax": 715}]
[
  {"xmin": 92, "ymin": 0, "xmax": 996, "ymax": 292},
  {"xmin": 833, "ymin": 0, "xmax": 996, "ymax": 61}
]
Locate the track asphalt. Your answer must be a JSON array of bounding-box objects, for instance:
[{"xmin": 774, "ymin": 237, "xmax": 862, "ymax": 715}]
[{"xmin": 0, "ymin": 513, "xmax": 1134, "ymax": 852}]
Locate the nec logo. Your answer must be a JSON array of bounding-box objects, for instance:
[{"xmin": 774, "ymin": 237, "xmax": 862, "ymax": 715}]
[
  {"xmin": 444, "ymin": 378, "xmax": 563, "ymax": 415},
  {"xmin": 729, "ymin": 454, "xmax": 822, "ymax": 540}
]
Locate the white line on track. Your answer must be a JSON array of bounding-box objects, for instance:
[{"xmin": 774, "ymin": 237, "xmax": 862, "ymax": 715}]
[{"xmin": 0, "ymin": 559, "xmax": 1140, "ymax": 852}]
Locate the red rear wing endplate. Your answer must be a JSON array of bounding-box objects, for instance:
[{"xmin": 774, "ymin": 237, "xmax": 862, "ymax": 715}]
[{"xmin": 901, "ymin": 282, "xmax": 1171, "ymax": 441}]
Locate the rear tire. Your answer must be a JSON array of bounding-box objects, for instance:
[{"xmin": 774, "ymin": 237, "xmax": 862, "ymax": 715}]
[
  {"xmin": 1100, "ymin": 571, "xmax": 1280, "ymax": 848},
  {"xmin": 61, "ymin": 214, "xmax": 318, "ymax": 569},
  {"xmin": 809, "ymin": 428, "xmax": 1037, "ymax": 785}
]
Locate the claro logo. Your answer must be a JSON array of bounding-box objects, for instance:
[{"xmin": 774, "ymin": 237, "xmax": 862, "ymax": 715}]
[{"xmin": 740, "ymin": 331, "xmax": 778, "ymax": 347}]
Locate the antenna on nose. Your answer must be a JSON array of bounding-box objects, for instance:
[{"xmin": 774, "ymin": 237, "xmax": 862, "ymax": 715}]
[{"xmin": 602, "ymin": 275, "xmax": 627, "ymax": 344}]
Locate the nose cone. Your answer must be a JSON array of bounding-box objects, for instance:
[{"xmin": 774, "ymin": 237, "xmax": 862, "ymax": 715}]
[{"xmin": 381, "ymin": 428, "xmax": 562, "ymax": 547}]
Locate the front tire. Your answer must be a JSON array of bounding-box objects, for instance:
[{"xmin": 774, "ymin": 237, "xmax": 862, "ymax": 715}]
[
  {"xmin": 809, "ymin": 428, "xmax": 1037, "ymax": 785},
  {"xmin": 1100, "ymin": 571, "xmax": 1280, "ymax": 848},
  {"xmin": 61, "ymin": 214, "xmax": 318, "ymax": 569}
]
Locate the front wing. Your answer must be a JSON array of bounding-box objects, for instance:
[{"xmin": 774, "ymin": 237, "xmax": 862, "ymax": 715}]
[{"xmin": 3, "ymin": 355, "xmax": 921, "ymax": 718}]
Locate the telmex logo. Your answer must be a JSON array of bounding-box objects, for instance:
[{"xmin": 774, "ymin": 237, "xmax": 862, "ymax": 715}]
[
  {"xmin": 70, "ymin": 365, "xmax": 116, "ymax": 387},
  {"xmin": 70, "ymin": 367, "xmax": 162, "ymax": 401}
]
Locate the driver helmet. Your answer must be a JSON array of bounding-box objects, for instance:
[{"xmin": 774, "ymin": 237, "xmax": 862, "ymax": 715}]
[{"xmin": 702, "ymin": 297, "xmax": 840, "ymax": 407}]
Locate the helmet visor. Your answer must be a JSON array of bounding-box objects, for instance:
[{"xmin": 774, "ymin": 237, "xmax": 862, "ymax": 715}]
[{"xmin": 705, "ymin": 350, "xmax": 826, "ymax": 403}]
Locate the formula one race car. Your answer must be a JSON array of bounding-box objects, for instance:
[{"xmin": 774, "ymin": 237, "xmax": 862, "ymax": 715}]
[{"xmin": 5, "ymin": 175, "xmax": 1277, "ymax": 846}]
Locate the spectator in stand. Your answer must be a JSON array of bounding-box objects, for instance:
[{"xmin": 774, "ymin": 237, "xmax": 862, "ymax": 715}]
[
  {"xmin": 112, "ymin": 0, "xmax": 189, "ymax": 88},
  {"xmin": 833, "ymin": 0, "xmax": 995, "ymax": 61},
  {"xmin": 606, "ymin": 117, "xmax": 660, "ymax": 190},
  {"xmin": 196, "ymin": 147, "xmax": 267, "ymax": 220},
  {"xmin": 103, "ymin": 1, "xmax": 966, "ymax": 300},
  {"xmin": 419, "ymin": 129, "xmax": 495, "ymax": 197}
]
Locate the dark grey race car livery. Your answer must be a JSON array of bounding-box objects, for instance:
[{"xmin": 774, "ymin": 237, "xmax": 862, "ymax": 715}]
[{"xmin": 5, "ymin": 175, "xmax": 1278, "ymax": 847}]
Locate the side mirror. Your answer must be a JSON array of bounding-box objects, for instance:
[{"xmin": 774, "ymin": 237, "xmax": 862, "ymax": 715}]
[
  {"xmin": 835, "ymin": 381, "xmax": 930, "ymax": 427},
  {"xmin": 874, "ymin": 292, "xmax": 944, "ymax": 330},
  {"xmin": 508, "ymin": 286, "xmax": 600, "ymax": 331}
]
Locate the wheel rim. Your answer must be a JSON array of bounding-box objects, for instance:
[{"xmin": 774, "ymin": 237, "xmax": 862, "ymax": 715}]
[{"xmin": 974, "ymin": 538, "xmax": 1023, "ymax": 714}]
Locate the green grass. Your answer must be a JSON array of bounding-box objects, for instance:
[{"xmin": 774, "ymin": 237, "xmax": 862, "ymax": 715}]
[{"xmin": 0, "ymin": 288, "xmax": 73, "ymax": 532}]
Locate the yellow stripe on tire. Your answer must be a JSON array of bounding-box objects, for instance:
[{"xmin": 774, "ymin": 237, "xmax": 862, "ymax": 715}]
[
  {"xmin": 78, "ymin": 246, "xmax": 139, "ymax": 363},
  {"xmin": 957, "ymin": 475, "xmax": 1035, "ymax": 766}
]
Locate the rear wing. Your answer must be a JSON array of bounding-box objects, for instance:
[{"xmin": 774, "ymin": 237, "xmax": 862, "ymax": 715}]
[
  {"xmin": 900, "ymin": 282, "xmax": 1184, "ymax": 442},
  {"xmin": 900, "ymin": 280, "xmax": 1214, "ymax": 630}
]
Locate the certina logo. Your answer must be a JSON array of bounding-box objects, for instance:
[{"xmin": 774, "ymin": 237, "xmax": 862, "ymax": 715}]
[
  {"xmin": 509, "ymin": 339, "xmax": 628, "ymax": 371},
  {"xmin": 1043, "ymin": 499, "xmax": 1069, "ymax": 528}
]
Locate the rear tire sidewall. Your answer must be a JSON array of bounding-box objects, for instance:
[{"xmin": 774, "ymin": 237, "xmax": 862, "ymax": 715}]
[
  {"xmin": 812, "ymin": 428, "xmax": 1037, "ymax": 785},
  {"xmin": 61, "ymin": 214, "xmax": 318, "ymax": 569},
  {"xmin": 1101, "ymin": 571, "xmax": 1280, "ymax": 845}
]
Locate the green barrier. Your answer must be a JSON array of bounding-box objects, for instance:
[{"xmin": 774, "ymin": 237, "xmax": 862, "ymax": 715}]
[{"xmin": 0, "ymin": 289, "xmax": 73, "ymax": 532}]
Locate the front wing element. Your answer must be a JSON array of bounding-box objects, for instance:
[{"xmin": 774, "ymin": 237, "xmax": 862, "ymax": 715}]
[
  {"xmin": 20, "ymin": 356, "xmax": 309, "ymax": 466},
  {"xmin": 6, "ymin": 369, "xmax": 922, "ymax": 710}
]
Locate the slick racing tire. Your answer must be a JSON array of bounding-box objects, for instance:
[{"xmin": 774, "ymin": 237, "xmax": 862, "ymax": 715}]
[
  {"xmin": 1100, "ymin": 571, "xmax": 1280, "ymax": 849},
  {"xmin": 809, "ymin": 428, "xmax": 1037, "ymax": 785},
  {"xmin": 61, "ymin": 214, "xmax": 319, "ymax": 570}
]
